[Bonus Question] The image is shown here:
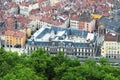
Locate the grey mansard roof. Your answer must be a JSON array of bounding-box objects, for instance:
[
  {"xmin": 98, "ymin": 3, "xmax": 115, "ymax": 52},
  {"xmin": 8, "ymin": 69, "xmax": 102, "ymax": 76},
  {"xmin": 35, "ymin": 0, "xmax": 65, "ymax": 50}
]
[
  {"xmin": 26, "ymin": 25, "xmax": 95, "ymax": 48},
  {"xmin": 99, "ymin": 17, "xmax": 120, "ymax": 33}
]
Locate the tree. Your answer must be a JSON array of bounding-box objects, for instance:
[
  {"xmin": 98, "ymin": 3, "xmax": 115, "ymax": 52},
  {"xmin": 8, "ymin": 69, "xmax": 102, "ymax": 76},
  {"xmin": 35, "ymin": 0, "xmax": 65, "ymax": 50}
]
[
  {"xmin": 99, "ymin": 57, "xmax": 109, "ymax": 66},
  {"xmin": 1, "ymin": 48, "xmax": 120, "ymax": 80},
  {"xmin": 0, "ymin": 50, "xmax": 20, "ymax": 77},
  {"xmin": 104, "ymin": 73, "xmax": 119, "ymax": 80},
  {"xmin": 0, "ymin": 47, "xmax": 5, "ymax": 55},
  {"xmin": 1, "ymin": 65, "xmax": 44, "ymax": 80},
  {"xmin": 61, "ymin": 72, "xmax": 86, "ymax": 80}
]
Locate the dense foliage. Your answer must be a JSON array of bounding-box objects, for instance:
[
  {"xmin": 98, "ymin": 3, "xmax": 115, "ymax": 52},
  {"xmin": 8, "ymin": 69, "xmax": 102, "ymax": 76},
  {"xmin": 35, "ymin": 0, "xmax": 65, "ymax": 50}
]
[{"xmin": 0, "ymin": 47, "xmax": 120, "ymax": 80}]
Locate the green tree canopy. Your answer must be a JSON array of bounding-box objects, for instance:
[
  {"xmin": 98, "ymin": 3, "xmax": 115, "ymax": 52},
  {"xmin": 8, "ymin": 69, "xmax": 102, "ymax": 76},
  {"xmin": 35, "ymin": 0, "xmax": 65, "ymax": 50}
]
[{"xmin": 0, "ymin": 47, "xmax": 120, "ymax": 80}]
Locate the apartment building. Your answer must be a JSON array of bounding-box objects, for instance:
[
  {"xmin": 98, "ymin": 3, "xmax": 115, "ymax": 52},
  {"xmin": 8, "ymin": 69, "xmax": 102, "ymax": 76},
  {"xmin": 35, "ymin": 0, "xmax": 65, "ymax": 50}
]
[
  {"xmin": 70, "ymin": 13, "xmax": 96, "ymax": 32},
  {"xmin": 19, "ymin": 2, "xmax": 39, "ymax": 16},
  {"xmin": 4, "ymin": 30, "xmax": 26, "ymax": 47},
  {"xmin": 101, "ymin": 32, "xmax": 120, "ymax": 59}
]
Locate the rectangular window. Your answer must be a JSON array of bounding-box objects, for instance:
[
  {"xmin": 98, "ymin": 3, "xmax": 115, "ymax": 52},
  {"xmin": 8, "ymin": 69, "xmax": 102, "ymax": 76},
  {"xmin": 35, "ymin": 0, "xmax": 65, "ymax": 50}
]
[
  {"xmin": 114, "ymin": 51, "xmax": 116, "ymax": 54},
  {"xmin": 7, "ymin": 40, "xmax": 9, "ymax": 44},
  {"xmin": 20, "ymin": 39, "xmax": 21, "ymax": 43},
  {"xmin": 109, "ymin": 51, "xmax": 110, "ymax": 54},
  {"xmin": 106, "ymin": 43, "xmax": 108, "ymax": 45},
  {"xmin": 16, "ymin": 37, "xmax": 18, "ymax": 44},
  {"xmin": 7, "ymin": 36, "xmax": 8, "ymax": 39},
  {"xmin": 10, "ymin": 36, "xmax": 12, "ymax": 40},
  {"xmin": 10, "ymin": 40, "xmax": 12, "ymax": 44}
]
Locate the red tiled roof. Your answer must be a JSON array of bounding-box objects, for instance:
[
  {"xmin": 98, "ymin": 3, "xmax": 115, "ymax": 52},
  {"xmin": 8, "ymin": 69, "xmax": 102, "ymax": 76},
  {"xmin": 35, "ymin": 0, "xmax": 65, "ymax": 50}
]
[
  {"xmin": 8, "ymin": 2, "xmax": 18, "ymax": 8},
  {"xmin": 37, "ymin": 0, "xmax": 46, "ymax": 3},
  {"xmin": 20, "ymin": 2, "xmax": 29, "ymax": 7},
  {"xmin": 15, "ymin": 31, "xmax": 25, "ymax": 37},
  {"xmin": 30, "ymin": 9, "xmax": 40, "ymax": 15},
  {"xmin": 0, "ymin": 16, "xmax": 3, "ymax": 22},
  {"xmin": 6, "ymin": 18, "xmax": 16, "ymax": 24},
  {"xmin": 3, "ymin": 13, "xmax": 12, "ymax": 19},
  {"xmin": 70, "ymin": 14, "xmax": 79, "ymax": 21},
  {"xmin": 30, "ymin": 14, "xmax": 42, "ymax": 20},
  {"xmin": 5, "ymin": 30, "xmax": 25, "ymax": 38},
  {"xmin": 6, "ymin": 26, "xmax": 15, "ymax": 31},
  {"xmin": 16, "ymin": 15, "xmax": 31, "ymax": 24},
  {"xmin": 54, "ymin": 1, "xmax": 62, "ymax": 8},
  {"xmin": 5, "ymin": 30, "xmax": 14, "ymax": 36},
  {"xmin": 42, "ymin": 5, "xmax": 52, "ymax": 12},
  {"xmin": 42, "ymin": 16, "xmax": 52, "ymax": 24}
]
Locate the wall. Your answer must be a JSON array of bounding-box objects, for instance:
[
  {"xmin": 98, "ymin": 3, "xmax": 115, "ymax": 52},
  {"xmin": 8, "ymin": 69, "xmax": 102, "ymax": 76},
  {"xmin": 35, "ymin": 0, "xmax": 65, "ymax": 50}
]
[
  {"xmin": 50, "ymin": 0, "xmax": 61, "ymax": 6},
  {"xmin": 25, "ymin": 45, "xmax": 96, "ymax": 58},
  {"xmin": 84, "ymin": 19, "xmax": 95, "ymax": 32},
  {"xmin": 19, "ymin": 6, "xmax": 29, "ymax": 16},
  {"xmin": 5, "ymin": 34, "xmax": 26, "ymax": 47},
  {"xmin": 101, "ymin": 41, "xmax": 120, "ymax": 59},
  {"xmin": 70, "ymin": 20, "xmax": 79, "ymax": 29}
]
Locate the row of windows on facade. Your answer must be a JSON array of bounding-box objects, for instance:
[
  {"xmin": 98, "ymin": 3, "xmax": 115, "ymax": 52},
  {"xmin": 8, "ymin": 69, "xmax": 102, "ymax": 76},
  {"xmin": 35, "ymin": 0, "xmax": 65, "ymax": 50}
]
[
  {"xmin": 6, "ymin": 39, "xmax": 21, "ymax": 44},
  {"xmin": 105, "ymin": 43, "xmax": 120, "ymax": 45},
  {"xmin": 102, "ymin": 51, "xmax": 120, "ymax": 54},
  {"xmin": 103, "ymin": 46, "xmax": 120, "ymax": 49},
  {"xmin": 44, "ymin": 48, "xmax": 95, "ymax": 57},
  {"xmin": 6, "ymin": 36, "xmax": 21, "ymax": 40},
  {"xmin": 26, "ymin": 46, "xmax": 94, "ymax": 53},
  {"xmin": 26, "ymin": 47, "xmax": 95, "ymax": 56},
  {"xmin": 47, "ymin": 48, "xmax": 94, "ymax": 53},
  {"xmin": 67, "ymin": 53, "xmax": 94, "ymax": 56},
  {"xmin": 106, "ymin": 54, "xmax": 120, "ymax": 59},
  {"xmin": 48, "ymin": 50, "xmax": 94, "ymax": 56},
  {"xmin": 108, "ymin": 51, "xmax": 120, "ymax": 54}
]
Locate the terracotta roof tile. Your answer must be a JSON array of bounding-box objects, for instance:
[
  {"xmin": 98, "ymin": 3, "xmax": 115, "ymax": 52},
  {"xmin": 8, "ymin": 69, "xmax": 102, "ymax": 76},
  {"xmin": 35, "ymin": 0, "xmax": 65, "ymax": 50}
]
[
  {"xmin": 70, "ymin": 14, "xmax": 79, "ymax": 21},
  {"xmin": 37, "ymin": 0, "xmax": 46, "ymax": 3},
  {"xmin": 6, "ymin": 18, "xmax": 16, "ymax": 24},
  {"xmin": 6, "ymin": 26, "xmax": 15, "ymax": 31},
  {"xmin": 5, "ymin": 30, "xmax": 14, "ymax": 36},
  {"xmin": 15, "ymin": 31, "xmax": 25, "ymax": 37},
  {"xmin": 54, "ymin": 1, "xmax": 62, "ymax": 8},
  {"xmin": 5, "ymin": 30, "xmax": 25, "ymax": 38}
]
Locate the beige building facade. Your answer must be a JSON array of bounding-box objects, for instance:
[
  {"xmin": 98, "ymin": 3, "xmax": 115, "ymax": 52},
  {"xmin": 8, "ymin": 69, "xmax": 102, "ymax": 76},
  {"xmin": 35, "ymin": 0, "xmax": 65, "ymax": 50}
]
[
  {"xmin": 50, "ymin": 0, "xmax": 61, "ymax": 6},
  {"xmin": 101, "ymin": 33, "xmax": 120, "ymax": 59}
]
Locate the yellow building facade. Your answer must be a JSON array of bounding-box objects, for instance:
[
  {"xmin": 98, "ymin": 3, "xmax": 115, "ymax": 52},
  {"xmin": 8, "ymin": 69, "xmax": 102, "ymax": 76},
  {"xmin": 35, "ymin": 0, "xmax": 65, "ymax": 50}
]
[{"xmin": 5, "ymin": 30, "xmax": 26, "ymax": 47}]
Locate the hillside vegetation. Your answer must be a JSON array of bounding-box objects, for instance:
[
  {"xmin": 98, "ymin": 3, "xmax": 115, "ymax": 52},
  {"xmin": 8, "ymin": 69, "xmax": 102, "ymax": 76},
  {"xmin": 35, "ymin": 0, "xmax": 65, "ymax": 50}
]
[{"xmin": 0, "ymin": 48, "xmax": 120, "ymax": 80}]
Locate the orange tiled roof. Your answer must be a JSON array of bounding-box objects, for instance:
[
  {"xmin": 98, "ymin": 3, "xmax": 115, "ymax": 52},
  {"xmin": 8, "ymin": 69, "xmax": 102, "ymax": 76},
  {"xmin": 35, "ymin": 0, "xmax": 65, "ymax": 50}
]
[
  {"xmin": 5, "ymin": 30, "xmax": 14, "ymax": 36},
  {"xmin": 15, "ymin": 31, "xmax": 25, "ymax": 37},
  {"xmin": 6, "ymin": 18, "xmax": 15, "ymax": 24},
  {"xmin": 6, "ymin": 26, "xmax": 15, "ymax": 31},
  {"xmin": 5, "ymin": 30, "xmax": 25, "ymax": 38}
]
